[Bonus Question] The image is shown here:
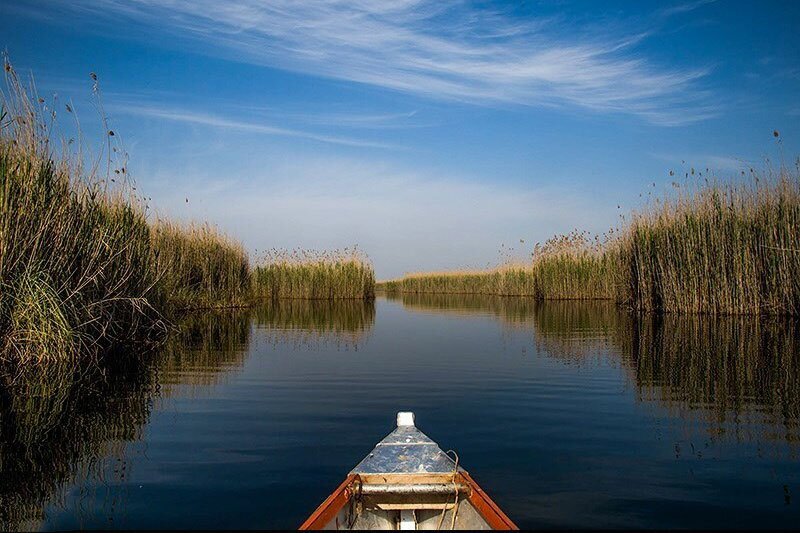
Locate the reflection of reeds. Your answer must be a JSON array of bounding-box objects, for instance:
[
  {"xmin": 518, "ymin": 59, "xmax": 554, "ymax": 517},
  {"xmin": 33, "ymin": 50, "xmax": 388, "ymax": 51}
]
[
  {"xmin": 158, "ymin": 309, "xmax": 251, "ymax": 391},
  {"xmin": 387, "ymin": 291, "xmax": 539, "ymax": 323},
  {"xmin": 254, "ymin": 299, "xmax": 375, "ymax": 349},
  {"xmin": 622, "ymin": 315, "xmax": 800, "ymax": 441},
  {"xmin": 0, "ymin": 354, "xmax": 158, "ymax": 530},
  {"xmin": 527, "ymin": 302, "xmax": 800, "ymax": 445},
  {"xmin": 0, "ymin": 307, "xmax": 254, "ymax": 530},
  {"xmin": 393, "ymin": 294, "xmax": 800, "ymax": 446},
  {"xmin": 527, "ymin": 300, "xmax": 629, "ymax": 363}
]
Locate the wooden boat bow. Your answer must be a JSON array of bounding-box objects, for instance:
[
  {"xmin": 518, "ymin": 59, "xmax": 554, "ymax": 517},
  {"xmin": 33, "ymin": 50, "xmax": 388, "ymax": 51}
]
[{"xmin": 300, "ymin": 412, "xmax": 517, "ymax": 530}]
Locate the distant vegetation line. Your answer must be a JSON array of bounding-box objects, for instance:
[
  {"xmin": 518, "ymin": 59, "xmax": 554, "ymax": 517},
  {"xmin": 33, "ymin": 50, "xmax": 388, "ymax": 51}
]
[
  {"xmin": 252, "ymin": 248, "xmax": 375, "ymax": 301},
  {"xmin": 0, "ymin": 59, "xmax": 374, "ymax": 365},
  {"xmin": 380, "ymin": 158, "xmax": 800, "ymax": 316}
]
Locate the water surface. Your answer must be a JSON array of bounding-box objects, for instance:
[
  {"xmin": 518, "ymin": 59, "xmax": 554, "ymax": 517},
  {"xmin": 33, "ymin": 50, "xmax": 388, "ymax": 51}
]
[{"xmin": 2, "ymin": 295, "xmax": 799, "ymax": 529}]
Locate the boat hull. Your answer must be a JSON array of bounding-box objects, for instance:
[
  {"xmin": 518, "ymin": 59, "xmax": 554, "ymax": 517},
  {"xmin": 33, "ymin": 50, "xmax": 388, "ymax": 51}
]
[{"xmin": 299, "ymin": 413, "xmax": 517, "ymax": 530}]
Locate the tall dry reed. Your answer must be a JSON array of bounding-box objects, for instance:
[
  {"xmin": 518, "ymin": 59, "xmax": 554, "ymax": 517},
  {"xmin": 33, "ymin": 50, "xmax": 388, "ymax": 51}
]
[
  {"xmin": 151, "ymin": 220, "xmax": 251, "ymax": 311},
  {"xmin": 0, "ymin": 57, "xmax": 255, "ymax": 364},
  {"xmin": 391, "ymin": 230, "xmax": 617, "ymax": 300},
  {"xmin": 252, "ymin": 248, "xmax": 375, "ymax": 300},
  {"xmin": 0, "ymin": 58, "xmax": 163, "ymax": 363},
  {"xmin": 388, "ymin": 158, "xmax": 800, "ymax": 316},
  {"xmin": 620, "ymin": 164, "xmax": 800, "ymax": 315}
]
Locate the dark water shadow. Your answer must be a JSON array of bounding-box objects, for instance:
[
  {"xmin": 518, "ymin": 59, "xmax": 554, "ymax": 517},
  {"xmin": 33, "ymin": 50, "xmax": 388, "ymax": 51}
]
[
  {"xmin": 0, "ymin": 309, "xmax": 252, "ymax": 530},
  {"xmin": 0, "ymin": 298, "xmax": 378, "ymax": 530},
  {"xmin": 390, "ymin": 293, "xmax": 800, "ymax": 449}
]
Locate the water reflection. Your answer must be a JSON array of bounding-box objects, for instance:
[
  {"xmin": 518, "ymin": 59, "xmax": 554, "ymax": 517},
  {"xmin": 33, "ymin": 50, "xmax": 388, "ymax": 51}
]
[
  {"xmin": 386, "ymin": 291, "xmax": 538, "ymax": 323},
  {"xmin": 392, "ymin": 293, "xmax": 800, "ymax": 446},
  {"xmin": 624, "ymin": 315, "xmax": 800, "ymax": 445},
  {"xmin": 0, "ymin": 354, "xmax": 159, "ymax": 531},
  {"xmin": 0, "ymin": 301, "xmax": 376, "ymax": 530},
  {"xmin": 1, "ymin": 295, "xmax": 798, "ymax": 529},
  {"xmin": 254, "ymin": 299, "xmax": 375, "ymax": 350},
  {"xmin": 0, "ymin": 309, "xmax": 253, "ymax": 531},
  {"xmin": 158, "ymin": 309, "xmax": 251, "ymax": 392}
]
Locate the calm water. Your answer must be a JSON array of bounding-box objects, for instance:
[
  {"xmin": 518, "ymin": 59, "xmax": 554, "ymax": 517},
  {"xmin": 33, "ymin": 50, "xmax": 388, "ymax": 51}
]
[{"xmin": 2, "ymin": 295, "xmax": 800, "ymax": 530}]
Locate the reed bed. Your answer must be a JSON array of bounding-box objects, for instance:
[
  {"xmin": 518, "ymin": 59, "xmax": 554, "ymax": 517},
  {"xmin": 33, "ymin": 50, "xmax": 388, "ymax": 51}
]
[
  {"xmin": 0, "ymin": 60, "xmax": 163, "ymax": 363},
  {"xmin": 0, "ymin": 57, "xmax": 258, "ymax": 364},
  {"xmin": 151, "ymin": 221, "xmax": 251, "ymax": 311},
  {"xmin": 621, "ymin": 164, "xmax": 800, "ymax": 315},
  {"xmin": 393, "ymin": 267, "xmax": 534, "ymax": 296},
  {"xmin": 252, "ymin": 248, "xmax": 375, "ymax": 300},
  {"xmin": 390, "ymin": 160, "xmax": 800, "ymax": 316},
  {"xmin": 390, "ymin": 231, "xmax": 616, "ymax": 300}
]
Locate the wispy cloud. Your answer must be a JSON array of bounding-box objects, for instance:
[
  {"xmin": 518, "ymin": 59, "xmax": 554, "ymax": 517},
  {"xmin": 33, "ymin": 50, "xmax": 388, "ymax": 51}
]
[
  {"xmin": 650, "ymin": 152, "xmax": 753, "ymax": 172},
  {"xmin": 262, "ymin": 109, "xmax": 424, "ymax": 130},
  {"xmin": 114, "ymin": 103, "xmax": 401, "ymax": 149},
  {"xmin": 44, "ymin": 0, "xmax": 717, "ymax": 125},
  {"xmin": 657, "ymin": 0, "xmax": 716, "ymax": 19}
]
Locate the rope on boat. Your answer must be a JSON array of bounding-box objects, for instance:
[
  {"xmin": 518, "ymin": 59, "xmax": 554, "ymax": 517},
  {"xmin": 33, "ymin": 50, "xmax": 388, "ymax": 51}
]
[
  {"xmin": 347, "ymin": 474, "xmax": 363, "ymax": 529},
  {"xmin": 436, "ymin": 449, "xmax": 460, "ymax": 530}
]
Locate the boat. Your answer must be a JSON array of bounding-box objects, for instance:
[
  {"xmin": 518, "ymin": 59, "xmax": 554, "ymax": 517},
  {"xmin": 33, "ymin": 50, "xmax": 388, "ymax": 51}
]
[{"xmin": 300, "ymin": 412, "xmax": 518, "ymax": 530}]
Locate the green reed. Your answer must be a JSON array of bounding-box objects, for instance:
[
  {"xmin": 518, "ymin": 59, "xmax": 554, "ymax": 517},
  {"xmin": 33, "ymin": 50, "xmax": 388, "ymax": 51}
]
[
  {"xmin": 0, "ymin": 61, "xmax": 161, "ymax": 363},
  {"xmin": 151, "ymin": 220, "xmax": 251, "ymax": 311},
  {"xmin": 0, "ymin": 57, "xmax": 257, "ymax": 364},
  {"xmin": 252, "ymin": 248, "xmax": 375, "ymax": 300}
]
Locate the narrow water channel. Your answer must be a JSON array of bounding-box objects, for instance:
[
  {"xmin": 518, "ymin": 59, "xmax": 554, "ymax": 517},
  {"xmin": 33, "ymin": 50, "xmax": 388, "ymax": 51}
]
[{"xmin": 2, "ymin": 296, "xmax": 799, "ymax": 530}]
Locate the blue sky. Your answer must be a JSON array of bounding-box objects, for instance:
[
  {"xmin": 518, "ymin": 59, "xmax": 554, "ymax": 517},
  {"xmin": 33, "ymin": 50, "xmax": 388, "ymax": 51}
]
[{"xmin": 2, "ymin": 0, "xmax": 798, "ymax": 278}]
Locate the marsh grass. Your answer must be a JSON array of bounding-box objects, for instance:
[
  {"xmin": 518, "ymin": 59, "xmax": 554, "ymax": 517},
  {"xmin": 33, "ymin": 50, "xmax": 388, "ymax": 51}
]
[
  {"xmin": 390, "ymin": 231, "xmax": 617, "ymax": 300},
  {"xmin": 151, "ymin": 221, "xmax": 251, "ymax": 311},
  {"xmin": 252, "ymin": 248, "xmax": 375, "ymax": 300},
  {"xmin": 0, "ymin": 59, "xmax": 164, "ymax": 363},
  {"xmin": 388, "ymin": 161, "xmax": 800, "ymax": 316},
  {"xmin": 621, "ymin": 164, "xmax": 800, "ymax": 315},
  {"xmin": 0, "ymin": 57, "xmax": 261, "ymax": 365}
]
